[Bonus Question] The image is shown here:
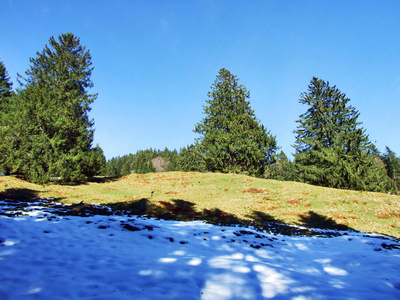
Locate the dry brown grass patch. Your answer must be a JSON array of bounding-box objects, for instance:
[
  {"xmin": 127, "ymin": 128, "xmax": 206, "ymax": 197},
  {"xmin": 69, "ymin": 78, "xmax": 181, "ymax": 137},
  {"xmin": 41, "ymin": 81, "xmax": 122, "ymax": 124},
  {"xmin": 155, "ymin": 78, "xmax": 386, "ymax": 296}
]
[
  {"xmin": 242, "ymin": 188, "xmax": 269, "ymax": 194},
  {"xmin": 283, "ymin": 212, "xmax": 308, "ymax": 217},
  {"xmin": 377, "ymin": 213, "xmax": 391, "ymax": 219},
  {"xmin": 287, "ymin": 199, "xmax": 301, "ymax": 205},
  {"xmin": 52, "ymin": 190, "xmax": 68, "ymax": 195},
  {"xmin": 331, "ymin": 214, "xmax": 357, "ymax": 220},
  {"xmin": 267, "ymin": 206, "xmax": 279, "ymax": 211},
  {"xmin": 263, "ymin": 197, "xmax": 277, "ymax": 201}
]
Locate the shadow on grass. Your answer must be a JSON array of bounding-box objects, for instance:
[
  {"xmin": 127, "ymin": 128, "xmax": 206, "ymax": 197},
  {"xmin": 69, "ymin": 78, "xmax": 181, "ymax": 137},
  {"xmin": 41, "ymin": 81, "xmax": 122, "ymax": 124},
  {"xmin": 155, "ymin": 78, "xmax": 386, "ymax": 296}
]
[
  {"xmin": 51, "ymin": 176, "xmax": 122, "ymax": 185},
  {"xmin": 297, "ymin": 211, "xmax": 352, "ymax": 232},
  {"xmin": 85, "ymin": 176, "xmax": 122, "ymax": 184},
  {"xmin": 108, "ymin": 199, "xmax": 243, "ymax": 226},
  {"xmin": 0, "ymin": 189, "xmax": 356, "ymax": 236},
  {"xmin": 103, "ymin": 200, "xmax": 355, "ymax": 236},
  {"xmin": 246, "ymin": 211, "xmax": 317, "ymax": 236},
  {"xmin": 0, "ymin": 188, "xmax": 65, "ymax": 203}
]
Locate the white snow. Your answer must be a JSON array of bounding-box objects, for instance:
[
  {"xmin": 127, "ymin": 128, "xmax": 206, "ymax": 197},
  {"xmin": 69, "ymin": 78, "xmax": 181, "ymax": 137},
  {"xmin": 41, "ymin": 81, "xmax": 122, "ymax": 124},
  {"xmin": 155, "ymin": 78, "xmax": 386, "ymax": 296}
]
[{"xmin": 1, "ymin": 199, "xmax": 400, "ymax": 299}]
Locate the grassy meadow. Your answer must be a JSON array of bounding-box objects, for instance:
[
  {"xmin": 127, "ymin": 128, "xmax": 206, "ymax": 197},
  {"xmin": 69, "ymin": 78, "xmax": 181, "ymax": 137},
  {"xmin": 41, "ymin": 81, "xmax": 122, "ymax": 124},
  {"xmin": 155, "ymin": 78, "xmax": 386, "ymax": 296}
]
[{"xmin": 1, "ymin": 172, "xmax": 399, "ymax": 238}]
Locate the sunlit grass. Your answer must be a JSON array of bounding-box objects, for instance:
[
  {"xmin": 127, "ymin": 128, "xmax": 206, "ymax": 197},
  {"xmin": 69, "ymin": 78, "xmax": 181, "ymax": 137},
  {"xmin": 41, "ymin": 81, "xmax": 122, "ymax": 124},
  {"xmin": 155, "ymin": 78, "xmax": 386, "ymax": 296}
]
[{"xmin": 1, "ymin": 172, "xmax": 399, "ymax": 238}]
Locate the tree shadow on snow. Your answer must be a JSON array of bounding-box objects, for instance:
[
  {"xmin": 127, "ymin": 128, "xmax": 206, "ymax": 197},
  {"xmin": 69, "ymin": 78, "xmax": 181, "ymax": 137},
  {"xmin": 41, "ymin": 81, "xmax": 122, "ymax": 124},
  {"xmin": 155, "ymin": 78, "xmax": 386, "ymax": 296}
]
[{"xmin": 0, "ymin": 188, "xmax": 65, "ymax": 217}]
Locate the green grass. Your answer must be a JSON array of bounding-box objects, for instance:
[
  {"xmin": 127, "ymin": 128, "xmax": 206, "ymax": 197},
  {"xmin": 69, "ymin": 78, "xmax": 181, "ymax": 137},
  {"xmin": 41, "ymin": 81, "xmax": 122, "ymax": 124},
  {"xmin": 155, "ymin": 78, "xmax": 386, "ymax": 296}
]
[{"xmin": 1, "ymin": 172, "xmax": 399, "ymax": 238}]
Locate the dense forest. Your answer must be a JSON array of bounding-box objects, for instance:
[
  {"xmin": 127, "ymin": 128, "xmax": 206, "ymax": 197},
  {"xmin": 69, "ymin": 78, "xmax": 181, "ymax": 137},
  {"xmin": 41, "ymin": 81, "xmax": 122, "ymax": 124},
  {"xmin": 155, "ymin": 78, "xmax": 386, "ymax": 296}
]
[{"xmin": 0, "ymin": 33, "xmax": 399, "ymax": 193}]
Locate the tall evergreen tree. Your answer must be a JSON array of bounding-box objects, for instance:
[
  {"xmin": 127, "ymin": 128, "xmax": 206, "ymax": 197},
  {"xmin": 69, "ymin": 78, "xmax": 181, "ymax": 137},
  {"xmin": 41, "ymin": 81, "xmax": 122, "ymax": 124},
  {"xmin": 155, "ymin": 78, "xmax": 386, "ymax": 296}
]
[
  {"xmin": 382, "ymin": 146, "xmax": 400, "ymax": 191},
  {"xmin": 0, "ymin": 59, "xmax": 14, "ymax": 174},
  {"xmin": 293, "ymin": 77, "xmax": 393, "ymax": 192},
  {"xmin": 0, "ymin": 59, "xmax": 12, "ymax": 100},
  {"xmin": 195, "ymin": 68, "xmax": 277, "ymax": 177},
  {"xmin": 5, "ymin": 33, "xmax": 101, "ymax": 183}
]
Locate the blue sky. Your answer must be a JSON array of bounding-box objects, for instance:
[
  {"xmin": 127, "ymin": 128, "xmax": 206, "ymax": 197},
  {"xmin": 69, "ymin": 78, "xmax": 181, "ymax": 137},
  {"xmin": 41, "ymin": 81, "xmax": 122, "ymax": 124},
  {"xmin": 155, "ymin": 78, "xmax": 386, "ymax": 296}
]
[{"xmin": 1, "ymin": 0, "xmax": 399, "ymax": 160}]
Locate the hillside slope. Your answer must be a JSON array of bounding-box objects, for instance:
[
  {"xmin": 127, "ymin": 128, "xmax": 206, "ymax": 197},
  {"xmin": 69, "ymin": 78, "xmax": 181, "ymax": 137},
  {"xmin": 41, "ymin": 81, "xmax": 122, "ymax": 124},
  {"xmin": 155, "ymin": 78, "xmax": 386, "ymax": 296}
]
[{"xmin": 1, "ymin": 172, "xmax": 399, "ymax": 238}]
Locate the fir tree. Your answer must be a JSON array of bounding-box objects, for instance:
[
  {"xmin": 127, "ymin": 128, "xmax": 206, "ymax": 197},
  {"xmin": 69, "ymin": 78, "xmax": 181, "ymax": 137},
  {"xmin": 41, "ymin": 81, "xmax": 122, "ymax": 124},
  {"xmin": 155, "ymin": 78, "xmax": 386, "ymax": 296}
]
[
  {"xmin": 5, "ymin": 33, "xmax": 101, "ymax": 183},
  {"xmin": 106, "ymin": 157, "xmax": 121, "ymax": 177},
  {"xmin": 133, "ymin": 149, "xmax": 156, "ymax": 174},
  {"xmin": 0, "ymin": 59, "xmax": 12, "ymax": 100},
  {"xmin": 159, "ymin": 148, "xmax": 179, "ymax": 171},
  {"xmin": 267, "ymin": 151, "xmax": 297, "ymax": 181},
  {"xmin": 0, "ymin": 59, "xmax": 14, "ymax": 174},
  {"xmin": 195, "ymin": 68, "xmax": 277, "ymax": 177},
  {"xmin": 83, "ymin": 145, "xmax": 106, "ymax": 177},
  {"xmin": 382, "ymin": 146, "xmax": 400, "ymax": 191},
  {"xmin": 293, "ymin": 77, "xmax": 393, "ymax": 192},
  {"xmin": 177, "ymin": 143, "xmax": 206, "ymax": 172}
]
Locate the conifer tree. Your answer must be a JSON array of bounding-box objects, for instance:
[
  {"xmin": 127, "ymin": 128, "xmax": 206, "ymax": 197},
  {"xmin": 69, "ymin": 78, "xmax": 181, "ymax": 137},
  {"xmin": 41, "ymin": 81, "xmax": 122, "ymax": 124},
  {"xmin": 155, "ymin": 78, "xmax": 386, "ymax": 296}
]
[
  {"xmin": 382, "ymin": 146, "xmax": 400, "ymax": 191},
  {"xmin": 0, "ymin": 59, "xmax": 12, "ymax": 100},
  {"xmin": 0, "ymin": 59, "xmax": 14, "ymax": 174},
  {"xmin": 195, "ymin": 68, "xmax": 277, "ymax": 177},
  {"xmin": 177, "ymin": 143, "xmax": 206, "ymax": 172},
  {"xmin": 133, "ymin": 149, "xmax": 156, "ymax": 174},
  {"xmin": 268, "ymin": 151, "xmax": 297, "ymax": 181},
  {"xmin": 5, "ymin": 33, "xmax": 101, "ymax": 183},
  {"xmin": 293, "ymin": 77, "xmax": 393, "ymax": 192}
]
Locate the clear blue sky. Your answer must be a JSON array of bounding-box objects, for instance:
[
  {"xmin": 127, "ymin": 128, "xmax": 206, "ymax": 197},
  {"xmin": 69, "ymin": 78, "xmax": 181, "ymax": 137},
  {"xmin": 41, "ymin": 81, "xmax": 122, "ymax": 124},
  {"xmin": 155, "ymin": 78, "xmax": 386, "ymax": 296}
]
[{"xmin": 1, "ymin": 0, "xmax": 399, "ymax": 160}]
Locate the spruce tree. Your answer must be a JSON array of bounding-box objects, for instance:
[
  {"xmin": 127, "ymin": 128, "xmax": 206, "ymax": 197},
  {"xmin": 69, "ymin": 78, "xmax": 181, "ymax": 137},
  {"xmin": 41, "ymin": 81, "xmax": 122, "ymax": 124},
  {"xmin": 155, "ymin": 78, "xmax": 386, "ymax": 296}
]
[
  {"xmin": 0, "ymin": 59, "xmax": 14, "ymax": 174},
  {"xmin": 268, "ymin": 151, "xmax": 297, "ymax": 181},
  {"xmin": 293, "ymin": 77, "xmax": 393, "ymax": 192},
  {"xmin": 177, "ymin": 143, "xmax": 206, "ymax": 172},
  {"xmin": 6, "ymin": 33, "xmax": 100, "ymax": 183},
  {"xmin": 0, "ymin": 59, "xmax": 12, "ymax": 100},
  {"xmin": 195, "ymin": 68, "xmax": 277, "ymax": 177},
  {"xmin": 382, "ymin": 146, "xmax": 400, "ymax": 191}
]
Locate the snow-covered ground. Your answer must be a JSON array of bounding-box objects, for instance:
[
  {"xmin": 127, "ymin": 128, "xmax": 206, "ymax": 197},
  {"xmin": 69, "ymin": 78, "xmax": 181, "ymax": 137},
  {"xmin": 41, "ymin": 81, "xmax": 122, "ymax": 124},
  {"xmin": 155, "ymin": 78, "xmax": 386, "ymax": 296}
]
[{"xmin": 1, "ymin": 199, "xmax": 400, "ymax": 300}]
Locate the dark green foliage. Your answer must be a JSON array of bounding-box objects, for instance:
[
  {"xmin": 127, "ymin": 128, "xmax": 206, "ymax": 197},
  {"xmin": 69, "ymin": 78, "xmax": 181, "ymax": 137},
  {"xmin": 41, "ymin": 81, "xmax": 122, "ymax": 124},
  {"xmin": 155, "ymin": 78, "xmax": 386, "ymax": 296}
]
[
  {"xmin": 267, "ymin": 151, "xmax": 297, "ymax": 181},
  {"xmin": 2, "ymin": 33, "xmax": 102, "ymax": 183},
  {"xmin": 177, "ymin": 143, "xmax": 206, "ymax": 172},
  {"xmin": 106, "ymin": 154, "xmax": 136, "ymax": 177},
  {"xmin": 0, "ymin": 59, "xmax": 14, "ymax": 174},
  {"xmin": 83, "ymin": 145, "xmax": 106, "ymax": 177},
  {"xmin": 382, "ymin": 146, "xmax": 400, "ymax": 191},
  {"xmin": 105, "ymin": 156, "xmax": 124, "ymax": 177},
  {"xmin": 134, "ymin": 149, "xmax": 156, "ymax": 174},
  {"xmin": 105, "ymin": 148, "xmax": 181, "ymax": 176},
  {"xmin": 0, "ymin": 59, "xmax": 12, "ymax": 100},
  {"xmin": 293, "ymin": 77, "xmax": 394, "ymax": 192},
  {"xmin": 158, "ymin": 148, "xmax": 179, "ymax": 172},
  {"xmin": 195, "ymin": 68, "xmax": 278, "ymax": 177}
]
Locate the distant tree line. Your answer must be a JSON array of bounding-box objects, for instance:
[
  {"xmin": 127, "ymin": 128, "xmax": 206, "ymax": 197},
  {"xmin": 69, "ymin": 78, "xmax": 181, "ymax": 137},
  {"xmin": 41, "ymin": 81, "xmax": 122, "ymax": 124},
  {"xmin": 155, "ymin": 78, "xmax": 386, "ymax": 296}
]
[
  {"xmin": 106, "ymin": 148, "xmax": 178, "ymax": 177},
  {"xmin": 1, "ymin": 35, "xmax": 398, "ymax": 193},
  {"xmin": 105, "ymin": 146, "xmax": 206, "ymax": 176}
]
